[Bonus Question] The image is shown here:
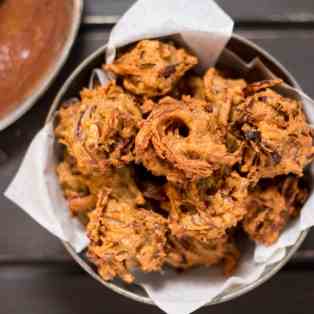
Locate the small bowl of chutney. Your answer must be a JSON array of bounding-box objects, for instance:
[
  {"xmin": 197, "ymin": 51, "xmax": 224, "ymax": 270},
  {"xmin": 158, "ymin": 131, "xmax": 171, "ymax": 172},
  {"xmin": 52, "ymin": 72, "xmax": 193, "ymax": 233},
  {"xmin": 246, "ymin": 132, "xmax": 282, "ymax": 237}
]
[{"xmin": 0, "ymin": 0, "xmax": 83, "ymax": 130}]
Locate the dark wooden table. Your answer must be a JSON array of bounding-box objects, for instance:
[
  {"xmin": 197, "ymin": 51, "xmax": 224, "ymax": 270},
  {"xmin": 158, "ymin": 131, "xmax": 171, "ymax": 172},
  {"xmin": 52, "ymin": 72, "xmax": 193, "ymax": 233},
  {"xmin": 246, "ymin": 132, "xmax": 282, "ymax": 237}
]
[{"xmin": 1, "ymin": 1, "xmax": 314, "ymax": 313}]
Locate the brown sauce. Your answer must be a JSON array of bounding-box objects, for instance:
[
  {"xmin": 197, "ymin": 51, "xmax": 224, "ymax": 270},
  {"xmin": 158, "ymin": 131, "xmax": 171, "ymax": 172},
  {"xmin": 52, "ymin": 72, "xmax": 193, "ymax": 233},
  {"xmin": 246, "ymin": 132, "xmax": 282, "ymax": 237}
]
[{"xmin": 0, "ymin": 0, "xmax": 73, "ymax": 118}]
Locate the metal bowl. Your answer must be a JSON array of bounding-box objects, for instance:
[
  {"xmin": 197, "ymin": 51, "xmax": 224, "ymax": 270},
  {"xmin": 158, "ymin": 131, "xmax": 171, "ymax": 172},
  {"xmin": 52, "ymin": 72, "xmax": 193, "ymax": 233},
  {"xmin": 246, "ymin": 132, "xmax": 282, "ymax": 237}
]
[
  {"xmin": 0, "ymin": 0, "xmax": 83, "ymax": 131},
  {"xmin": 47, "ymin": 34, "xmax": 308, "ymax": 306}
]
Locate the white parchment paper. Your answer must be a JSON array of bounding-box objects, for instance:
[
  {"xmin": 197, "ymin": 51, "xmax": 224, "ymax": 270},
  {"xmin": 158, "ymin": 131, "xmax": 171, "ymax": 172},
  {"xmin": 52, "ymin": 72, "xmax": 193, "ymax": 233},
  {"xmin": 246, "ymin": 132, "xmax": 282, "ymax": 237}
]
[
  {"xmin": 106, "ymin": 0, "xmax": 234, "ymax": 69},
  {"xmin": 4, "ymin": 1, "xmax": 314, "ymax": 314}
]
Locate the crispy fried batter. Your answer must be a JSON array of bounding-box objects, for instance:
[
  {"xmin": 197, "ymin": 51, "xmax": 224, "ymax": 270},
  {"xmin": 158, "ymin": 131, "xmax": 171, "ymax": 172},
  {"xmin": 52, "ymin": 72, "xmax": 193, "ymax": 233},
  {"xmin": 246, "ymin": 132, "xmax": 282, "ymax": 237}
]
[
  {"xmin": 135, "ymin": 96, "xmax": 240, "ymax": 183},
  {"xmin": 243, "ymin": 79, "xmax": 283, "ymax": 96},
  {"xmin": 204, "ymin": 68, "xmax": 247, "ymax": 104},
  {"xmin": 56, "ymin": 155, "xmax": 144, "ymax": 215},
  {"xmin": 166, "ymin": 234, "xmax": 240, "ymax": 275},
  {"xmin": 105, "ymin": 40, "xmax": 198, "ymax": 97},
  {"xmin": 55, "ymin": 81, "xmax": 142, "ymax": 175},
  {"xmin": 204, "ymin": 68, "xmax": 247, "ymax": 128},
  {"xmin": 55, "ymin": 39, "xmax": 314, "ymax": 282},
  {"xmin": 87, "ymin": 189, "xmax": 167, "ymax": 283},
  {"xmin": 57, "ymin": 159, "xmax": 101, "ymax": 216},
  {"xmin": 172, "ymin": 75, "xmax": 206, "ymax": 100},
  {"xmin": 243, "ymin": 176, "xmax": 308, "ymax": 245},
  {"xmin": 71, "ymin": 163, "xmax": 166, "ymax": 283},
  {"xmin": 230, "ymin": 80, "xmax": 314, "ymax": 183},
  {"xmin": 166, "ymin": 172, "xmax": 248, "ymax": 242}
]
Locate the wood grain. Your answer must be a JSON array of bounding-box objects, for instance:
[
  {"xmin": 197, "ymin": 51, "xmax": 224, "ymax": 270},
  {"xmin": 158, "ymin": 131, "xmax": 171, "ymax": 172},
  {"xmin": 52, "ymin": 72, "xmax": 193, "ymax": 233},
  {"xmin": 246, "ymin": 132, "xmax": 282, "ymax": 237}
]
[
  {"xmin": 1, "ymin": 265, "xmax": 313, "ymax": 314},
  {"xmin": 83, "ymin": 0, "xmax": 314, "ymax": 24}
]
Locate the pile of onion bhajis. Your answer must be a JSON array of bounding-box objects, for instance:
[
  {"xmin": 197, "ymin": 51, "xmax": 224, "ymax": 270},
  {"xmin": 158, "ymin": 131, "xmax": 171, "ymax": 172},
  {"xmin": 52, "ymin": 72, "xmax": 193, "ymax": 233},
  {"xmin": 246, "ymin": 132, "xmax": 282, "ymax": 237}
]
[{"xmin": 55, "ymin": 39, "xmax": 314, "ymax": 283}]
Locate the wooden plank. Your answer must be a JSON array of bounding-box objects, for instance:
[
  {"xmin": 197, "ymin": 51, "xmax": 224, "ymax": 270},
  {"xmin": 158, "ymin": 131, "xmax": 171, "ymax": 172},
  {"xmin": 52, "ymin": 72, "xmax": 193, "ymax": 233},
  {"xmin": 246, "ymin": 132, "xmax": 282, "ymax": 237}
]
[
  {"xmin": 1, "ymin": 265, "xmax": 314, "ymax": 314},
  {"xmin": 219, "ymin": 0, "xmax": 314, "ymax": 23},
  {"xmin": 2, "ymin": 27, "xmax": 314, "ymax": 262},
  {"xmin": 84, "ymin": 0, "xmax": 133, "ymax": 16},
  {"xmin": 84, "ymin": 0, "xmax": 314, "ymax": 24}
]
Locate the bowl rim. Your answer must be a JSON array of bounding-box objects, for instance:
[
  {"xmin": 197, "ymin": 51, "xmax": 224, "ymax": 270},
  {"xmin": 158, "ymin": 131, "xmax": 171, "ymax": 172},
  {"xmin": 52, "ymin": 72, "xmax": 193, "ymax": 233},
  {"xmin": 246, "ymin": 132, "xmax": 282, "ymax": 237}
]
[
  {"xmin": 0, "ymin": 0, "xmax": 84, "ymax": 131},
  {"xmin": 47, "ymin": 33, "xmax": 309, "ymax": 307}
]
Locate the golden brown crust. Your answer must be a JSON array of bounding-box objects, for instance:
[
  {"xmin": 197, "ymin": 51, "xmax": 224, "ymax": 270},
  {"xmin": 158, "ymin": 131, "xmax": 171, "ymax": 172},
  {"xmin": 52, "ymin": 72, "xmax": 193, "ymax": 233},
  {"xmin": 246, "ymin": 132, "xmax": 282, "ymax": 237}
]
[
  {"xmin": 55, "ymin": 81, "xmax": 142, "ymax": 175},
  {"xmin": 105, "ymin": 40, "xmax": 198, "ymax": 97},
  {"xmin": 243, "ymin": 79, "xmax": 283, "ymax": 96},
  {"xmin": 54, "ymin": 39, "xmax": 313, "ymax": 283},
  {"xmin": 204, "ymin": 68, "xmax": 246, "ymax": 102},
  {"xmin": 230, "ymin": 82, "xmax": 314, "ymax": 183},
  {"xmin": 56, "ymin": 155, "xmax": 144, "ymax": 216},
  {"xmin": 166, "ymin": 234, "xmax": 240, "ymax": 275},
  {"xmin": 243, "ymin": 176, "xmax": 308, "ymax": 245},
  {"xmin": 171, "ymin": 75, "xmax": 206, "ymax": 100},
  {"xmin": 135, "ymin": 96, "xmax": 241, "ymax": 183},
  {"xmin": 87, "ymin": 190, "xmax": 167, "ymax": 283},
  {"xmin": 166, "ymin": 172, "xmax": 248, "ymax": 242}
]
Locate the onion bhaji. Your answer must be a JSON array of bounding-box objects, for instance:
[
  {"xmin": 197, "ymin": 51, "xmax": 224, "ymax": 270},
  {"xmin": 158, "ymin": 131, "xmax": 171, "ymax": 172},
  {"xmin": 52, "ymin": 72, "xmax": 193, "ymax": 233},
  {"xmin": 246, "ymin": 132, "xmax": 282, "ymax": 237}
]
[
  {"xmin": 230, "ymin": 80, "xmax": 314, "ymax": 183},
  {"xmin": 56, "ymin": 157, "xmax": 103, "ymax": 216},
  {"xmin": 56, "ymin": 155, "xmax": 144, "ymax": 216},
  {"xmin": 55, "ymin": 81, "xmax": 142, "ymax": 175},
  {"xmin": 105, "ymin": 40, "xmax": 198, "ymax": 97},
  {"xmin": 54, "ymin": 39, "xmax": 314, "ymax": 283},
  {"xmin": 204, "ymin": 68, "xmax": 247, "ymax": 128},
  {"xmin": 172, "ymin": 75, "xmax": 206, "ymax": 100},
  {"xmin": 135, "ymin": 96, "xmax": 241, "ymax": 183},
  {"xmin": 244, "ymin": 176, "xmax": 308, "ymax": 245},
  {"xmin": 166, "ymin": 234, "xmax": 240, "ymax": 275},
  {"xmin": 167, "ymin": 172, "xmax": 248, "ymax": 243},
  {"xmin": 87, "ymin": 189, "xmax": 167, "ymax": 283}
]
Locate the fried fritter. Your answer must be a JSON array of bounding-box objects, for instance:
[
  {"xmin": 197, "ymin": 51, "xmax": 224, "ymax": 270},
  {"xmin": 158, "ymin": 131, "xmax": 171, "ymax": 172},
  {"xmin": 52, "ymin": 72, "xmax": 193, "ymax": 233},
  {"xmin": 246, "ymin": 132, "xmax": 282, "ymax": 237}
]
[
  {"xmin": 230, "ymin": 80, "xmax": 314, "ymax": 183},
  {"xmin": 105, "ymin": 40, "xmax": 198, "ymax": 97},
  {"xmin": 135, "ymin": 96, "xmax": 240, "ymax": 183},
  {"xmin": 55, "ymin": 81, "xmax": 142, "ymax": 175},
  {"xmin": 243, "ymin": 176, "xmax": 308, "ymax": 245},
  {"xmin": 57, "ymin": 155, "xmax": 144, "ymax": 216},
  {"xmin": 166, "ymin": 234, "xmax": 240, "ymax": 275},
  {"xmin": 87, "ymin": 189, "xmax": 167, "ymax": 283},
  {"xmin": 204, "ymin": 68, "xmax": 247, "ymax": 104},
  {"xmin": 171, "ymin": 75, "xmax": 206, "ymax": 100},
  {"xmin": 55, "ymin": 39, "xmax": 314, "ymax": 282},
  {"xmin": 166, "ymin": 172, "xmax": 248, "ymax": 242},
  {"xmin": 243, "ymin": 79, "xmax": 283, "ymax": 96},
  {"xmin": 57, "ymin": 159, "xmax": 101, "ymax": 216},
  {"xmin": 204, "ymin": 68, "xmax": 247, "ymax": 128}
]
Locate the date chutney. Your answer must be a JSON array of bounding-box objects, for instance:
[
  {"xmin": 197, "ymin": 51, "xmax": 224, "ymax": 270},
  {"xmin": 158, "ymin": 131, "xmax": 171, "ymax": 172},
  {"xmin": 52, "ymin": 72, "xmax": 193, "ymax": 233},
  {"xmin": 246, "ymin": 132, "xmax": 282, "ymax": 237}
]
[{"xmin": 0, "ymin": 0, "xmax": 73, "ymax": 117}]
